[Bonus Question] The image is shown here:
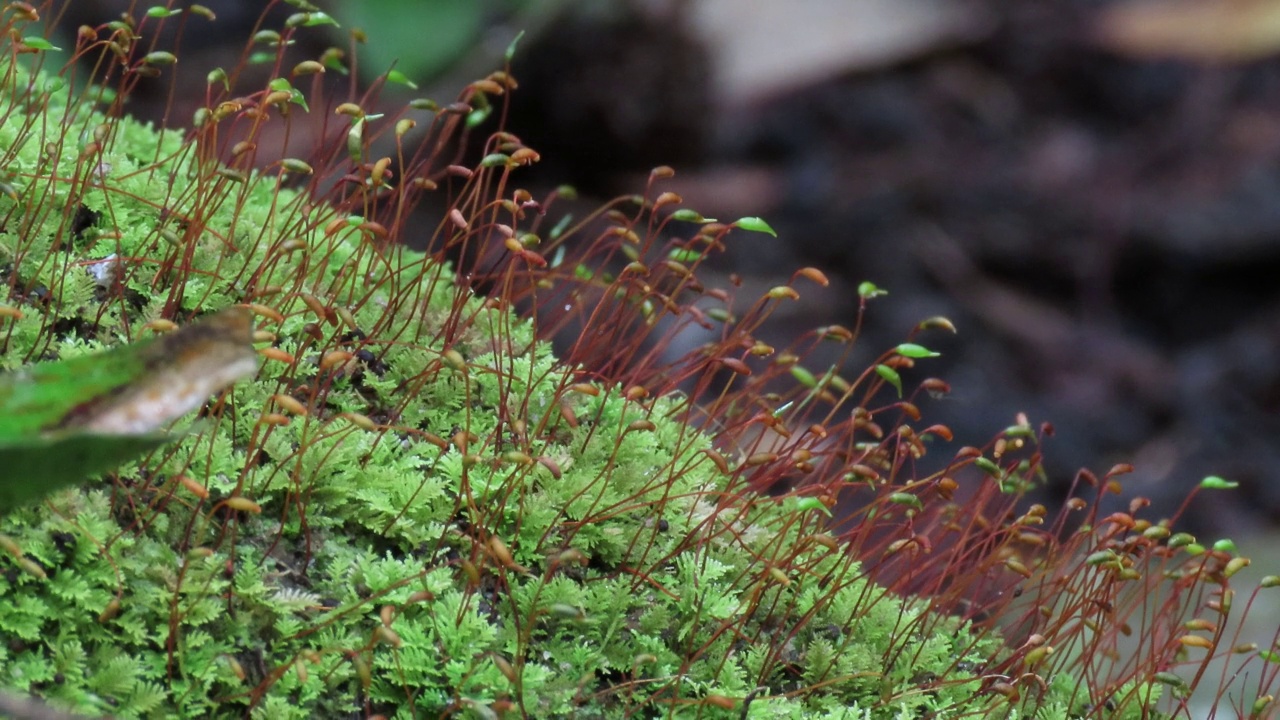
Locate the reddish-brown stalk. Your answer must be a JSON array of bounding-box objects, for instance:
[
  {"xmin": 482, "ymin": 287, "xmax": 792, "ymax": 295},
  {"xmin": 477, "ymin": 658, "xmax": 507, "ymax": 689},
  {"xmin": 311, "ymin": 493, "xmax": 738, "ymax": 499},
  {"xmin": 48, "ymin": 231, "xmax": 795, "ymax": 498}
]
[{"xmin": 3, "ymin": 3, "xmax": 1273, "ymax": 716}]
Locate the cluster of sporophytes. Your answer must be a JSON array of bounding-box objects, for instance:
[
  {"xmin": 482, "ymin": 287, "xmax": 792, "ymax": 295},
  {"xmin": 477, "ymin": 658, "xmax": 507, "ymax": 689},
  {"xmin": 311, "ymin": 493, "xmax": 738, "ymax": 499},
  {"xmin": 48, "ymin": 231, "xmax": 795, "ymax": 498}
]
[{"xmin": 0, "ymin": 3, "xmax": 1277, "ymax": 718}]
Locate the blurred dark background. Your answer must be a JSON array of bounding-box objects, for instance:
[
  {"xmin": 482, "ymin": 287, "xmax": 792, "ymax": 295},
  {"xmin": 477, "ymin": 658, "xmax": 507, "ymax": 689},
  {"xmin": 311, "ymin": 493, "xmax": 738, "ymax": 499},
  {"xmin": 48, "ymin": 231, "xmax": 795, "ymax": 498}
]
[{"xmin": 57, "ymin": 0, "xmax": 1280, "ymax": 536}]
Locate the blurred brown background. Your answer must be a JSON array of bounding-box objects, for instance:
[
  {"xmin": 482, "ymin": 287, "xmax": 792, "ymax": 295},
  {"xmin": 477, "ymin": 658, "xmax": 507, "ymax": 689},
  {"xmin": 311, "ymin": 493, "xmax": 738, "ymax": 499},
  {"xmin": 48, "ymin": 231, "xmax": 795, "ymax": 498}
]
[
  {"xmin": 509, "ymin": 0, "xmax": 1280, "ymax": 539},
  {"xmin": 58, "ymin": 0, "xmax": 1280, "ymax": 537}
]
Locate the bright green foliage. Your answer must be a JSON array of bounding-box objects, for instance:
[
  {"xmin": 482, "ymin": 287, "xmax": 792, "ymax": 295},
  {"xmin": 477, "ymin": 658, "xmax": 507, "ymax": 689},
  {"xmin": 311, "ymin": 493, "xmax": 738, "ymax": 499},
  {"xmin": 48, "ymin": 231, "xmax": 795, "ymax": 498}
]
[{"xmin": 0, "ymin": 34, "xmax": 1159, "ymax": 720}]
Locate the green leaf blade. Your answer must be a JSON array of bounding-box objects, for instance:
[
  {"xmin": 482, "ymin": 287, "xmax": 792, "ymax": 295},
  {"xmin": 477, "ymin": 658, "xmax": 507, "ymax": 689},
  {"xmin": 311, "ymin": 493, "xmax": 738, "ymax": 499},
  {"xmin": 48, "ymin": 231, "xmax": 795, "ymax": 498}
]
[{"xmin": 0, "ymin": 308, "xmax": 258, "ymax": 510}]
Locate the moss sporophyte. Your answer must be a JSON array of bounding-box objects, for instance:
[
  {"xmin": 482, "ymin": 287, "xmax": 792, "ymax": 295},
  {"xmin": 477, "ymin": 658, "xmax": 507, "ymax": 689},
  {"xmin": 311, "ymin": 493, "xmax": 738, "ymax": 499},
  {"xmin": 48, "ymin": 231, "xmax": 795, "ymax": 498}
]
[{"xmin": 0, "ymin": 3, "xmax": 1274, "ymax": 719}]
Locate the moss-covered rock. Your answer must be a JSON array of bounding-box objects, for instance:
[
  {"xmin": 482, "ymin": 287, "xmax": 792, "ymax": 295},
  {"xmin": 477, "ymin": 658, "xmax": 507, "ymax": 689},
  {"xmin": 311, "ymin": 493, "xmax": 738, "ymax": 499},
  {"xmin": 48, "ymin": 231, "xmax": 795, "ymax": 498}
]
[{"xmin": 0, "ymin": 10, "xmax": 1210, "ymax": 720}]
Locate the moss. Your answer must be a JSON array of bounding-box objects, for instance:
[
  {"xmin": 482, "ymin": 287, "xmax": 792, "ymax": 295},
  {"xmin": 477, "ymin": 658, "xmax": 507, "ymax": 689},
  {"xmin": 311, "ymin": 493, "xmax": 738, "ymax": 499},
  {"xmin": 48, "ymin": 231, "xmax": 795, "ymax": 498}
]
[{"xmin": 0, "ymin": 17, "xmax": 1177, "ymax": 720}]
